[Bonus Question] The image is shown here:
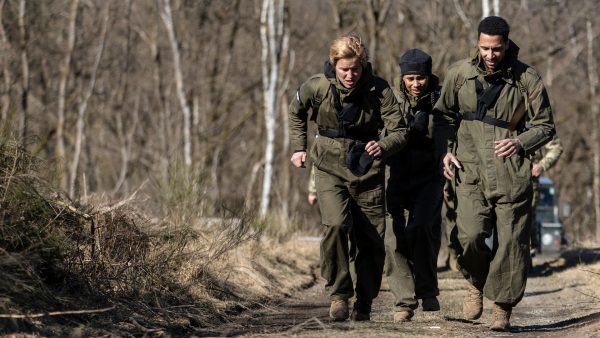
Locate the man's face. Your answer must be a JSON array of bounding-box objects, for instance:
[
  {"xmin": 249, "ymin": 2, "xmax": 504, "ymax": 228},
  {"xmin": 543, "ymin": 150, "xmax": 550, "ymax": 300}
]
[
  {"xmin": 478, "ymin": 33, "xmax": 508, "ymax": 72},
  {"xmin": 335, "ymin": 57, "xmax": 363, "ymax": 89},
  {"xmin": 402, "ymin": 74, "xmax": 429, "ymax": 97}
]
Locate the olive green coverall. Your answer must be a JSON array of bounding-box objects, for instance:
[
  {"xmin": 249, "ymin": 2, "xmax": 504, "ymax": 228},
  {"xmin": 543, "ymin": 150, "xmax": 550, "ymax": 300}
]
[
  {"xmin": 433, "ymin": 41, "xmax": 555, "ymax": 306},
  {"xmin": 289, "ymin": 63, "xmax": 408, "ymax": 313},
  {"xmin": 385, "ymin": 75, "xmax": 443, "ymax": 311}
]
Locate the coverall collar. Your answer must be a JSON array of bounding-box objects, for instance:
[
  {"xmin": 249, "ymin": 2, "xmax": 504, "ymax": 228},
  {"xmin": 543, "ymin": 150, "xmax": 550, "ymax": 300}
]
[{"xmin": 468, "ymin": 39, "xmax": 521, "ymax": 85}]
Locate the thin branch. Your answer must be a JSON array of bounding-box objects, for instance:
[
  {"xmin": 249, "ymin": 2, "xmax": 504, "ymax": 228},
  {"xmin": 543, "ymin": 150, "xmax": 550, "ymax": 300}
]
[{"xmin": 0, "ymin": 306, "xmax": 115, "ymax": 319}]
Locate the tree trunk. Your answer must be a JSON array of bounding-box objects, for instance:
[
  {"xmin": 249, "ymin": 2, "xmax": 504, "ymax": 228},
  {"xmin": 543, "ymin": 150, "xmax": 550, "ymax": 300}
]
[
  {"xmin": 160, "ymin": 0, "xmax": 192, "ymax": 167},
  {"xmin": 364, "ymin": 0, "xmax": 390, "ymax": 73},
  {"xmin": 111, "ymin": 0, "xmax": 135, "ymax": 196},
  {"xmin": 69, "ymin": 3, "xmax": 109, "ymax": 199},
  {"xmin": 57, "ymin": 0, "xmax": 79, "ymax": 190},
  {"xmin": 18, "ymin": 0, "xmax": 28, "ymax": 143},
  {"xmin": 329, "ymin": 0, "xmax": 342, "ymax": 33},
  {"xmin": 482, "ymin": 0, "xmax": 490, "ymax": 18},
  {"xmin": 259, "ymin": 0, "xmax": 280, "ymax": 217},
  {"xmin": 0, "ymin": 0, "xmax": 12, "ymax": 122},
  {"xmin": 587, "ymin": 20, "xmax": 600, "ymax": 243}
]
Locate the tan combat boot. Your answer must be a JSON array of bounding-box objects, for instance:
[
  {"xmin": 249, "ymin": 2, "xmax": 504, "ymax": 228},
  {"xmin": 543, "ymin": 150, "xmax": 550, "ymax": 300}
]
[
  {"xmin": 463, "ymin": 282, "xmax": 483, "ymax": 320},
  {"xmin": 329, "ymin": 299, "xmax": 349, "ymax": 321},
  {"xmin": 490, "ymin": 303, "xmax": 512, "ymax": 331},
  {"xmin": 393, "ymin": 309, "xmax": 414, "ymax": 323}
]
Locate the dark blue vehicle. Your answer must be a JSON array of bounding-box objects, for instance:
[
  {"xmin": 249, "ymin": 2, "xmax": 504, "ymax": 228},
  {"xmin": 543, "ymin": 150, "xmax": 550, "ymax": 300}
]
[{"xmin": 535, "ymin": 176, "xmax": 566, "ymax": 254}]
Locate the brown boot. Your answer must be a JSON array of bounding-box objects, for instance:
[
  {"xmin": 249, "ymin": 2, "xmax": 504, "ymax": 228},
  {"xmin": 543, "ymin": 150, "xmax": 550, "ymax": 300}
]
[
  {"xmin": 329, "ymin": 299, "xmax": 349, "ymax": 321},
  {"xmin": 490, "ymin": 303, "xmax": 512, "ymax": 331},
  {"xmin": 463, "ymin": 282, "xmax": 483, "ymax": 320},
  {"xmin": 393, "ymin": 309, "xmax": 414, "ymax": 323}
]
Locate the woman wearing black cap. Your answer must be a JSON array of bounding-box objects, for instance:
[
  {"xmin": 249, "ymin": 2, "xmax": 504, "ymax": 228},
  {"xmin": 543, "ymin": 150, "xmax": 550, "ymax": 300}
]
[{"xmin": 384, "ymin": 48, "xmax": 444, "ymax": 322}]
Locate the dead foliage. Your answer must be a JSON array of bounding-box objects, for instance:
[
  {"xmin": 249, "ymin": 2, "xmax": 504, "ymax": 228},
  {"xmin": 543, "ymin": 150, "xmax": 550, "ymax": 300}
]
[{"xmin": 0, "ymin": 133, "xmax": 261, "ymax": 335}]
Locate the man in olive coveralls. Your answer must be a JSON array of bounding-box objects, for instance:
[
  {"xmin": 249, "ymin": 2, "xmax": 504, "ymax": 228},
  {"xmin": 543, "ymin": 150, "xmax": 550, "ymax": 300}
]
[
  {"xmin": 530, "ymin": 135, "xmax": 563, "ymax": 254},
  {"xmin": 434, "ymin": 16, "xmax": 555, "ymax": 331},
  {"xmin": 289, "ymin": 34, "xmax": 408, "ymax": 321}
]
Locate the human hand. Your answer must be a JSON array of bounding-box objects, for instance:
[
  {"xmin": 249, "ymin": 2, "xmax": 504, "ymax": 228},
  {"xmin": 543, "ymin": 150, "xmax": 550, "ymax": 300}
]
[
  {"xmin": 308, "ymin": 193, "xmax": 318, "ymax": 205},
  {"xmin": 532, "ymin": 163, "xmax": 543, "ymax": 177},
  {"xmin": 494, "ymin": 138, "xmax": 522, "ymax": 158},
  {"xmin": 291, "ymin": 151, "xmax": 307, "ymax": 168},
  {"xmin": 365, "ymin": 140, "xmax": 381, "ymax": 158},
  {"xmin": 442, "ymin": 153, "xmax": 461, "ymax": 180}
]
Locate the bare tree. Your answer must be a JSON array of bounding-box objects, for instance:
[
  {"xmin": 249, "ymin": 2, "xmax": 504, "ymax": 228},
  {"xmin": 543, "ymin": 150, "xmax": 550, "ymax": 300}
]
[
  {"xmin": 69, "ymin": 3, "xmax": 109, "ymax": 199},
  {"xmin": 364, "ymin": 0, "xmax": 391, "ymax": 73},
  {"xmin": 482, "ymin": 0, "xmax": 490, "ymax": 18},
  {"xmin": 160, "ymin": 0, "xmax": 192, "ymax": 167},
  {"xmin": 453, "ymin": 0, "xmax": 473, "ymax": 30},
  {"xmin": 18, "ymin": 0, "xmax": 28, "ymax": 143},
  {"xmin": 56, "ymin": 0, "xmax": 80, "ymax": 190},
  {"xmin": 587, "ymin": 20, "xmax": 600, "ymax": 242},
  {"xmin": 0, "ymin": 0, "xmax": 12, "ymax": 122},
  {"xmin": 259, "ymin": 0, "xmax": 287, "ymax": 216}
]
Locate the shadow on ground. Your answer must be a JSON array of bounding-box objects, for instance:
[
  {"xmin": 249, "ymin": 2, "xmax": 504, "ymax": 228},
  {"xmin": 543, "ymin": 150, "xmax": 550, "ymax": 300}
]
[
  {"xmin": 529, "ymin": 247, "xmax": 600, "ymax": 277},
  {"xmin": 512, "ymin": 311, "xmax": 600, "ymax": 333}
]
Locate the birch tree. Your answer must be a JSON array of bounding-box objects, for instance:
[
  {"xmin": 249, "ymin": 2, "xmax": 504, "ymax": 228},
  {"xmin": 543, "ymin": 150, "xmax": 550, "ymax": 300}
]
[
  {"xmin": 56, "ymin": 0, "xmax": 79, "ymax": 190},
  {"xmin": 482, "ymin": 0, "xmax": 500, "ymax": 18},
  {"xmin": 482, "ymin": 0, "xmax": 490, "ymax": 18},
  {"xmin": 160, "ymin": 0, "xmax": 192, "ymax": 167},
  {"xmin": 259, "ymin": 0, "xmax": 286, "ymax": 217}
]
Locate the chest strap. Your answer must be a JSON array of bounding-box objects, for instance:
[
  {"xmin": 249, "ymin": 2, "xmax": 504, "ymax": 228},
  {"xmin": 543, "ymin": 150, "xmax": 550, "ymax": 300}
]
[{"xmin": 460, "ymin": 112, "xmax": 510, "ymax": 129}]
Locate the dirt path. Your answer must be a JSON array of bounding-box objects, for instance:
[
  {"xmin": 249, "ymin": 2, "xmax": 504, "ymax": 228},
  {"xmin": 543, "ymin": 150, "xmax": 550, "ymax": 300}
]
[{"xmin": 202, "ymin": 245, "xmax": 600, "ymax": 337}]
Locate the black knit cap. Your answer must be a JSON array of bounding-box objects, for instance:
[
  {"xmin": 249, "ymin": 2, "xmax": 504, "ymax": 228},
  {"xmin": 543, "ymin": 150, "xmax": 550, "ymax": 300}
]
[
  {"xmin": 478, "ymin": 16, "xmax": 510, "ymax": 41},
  {"xmin": 399, "ymin": 49, "xmax": 432, "ymax": 76}
]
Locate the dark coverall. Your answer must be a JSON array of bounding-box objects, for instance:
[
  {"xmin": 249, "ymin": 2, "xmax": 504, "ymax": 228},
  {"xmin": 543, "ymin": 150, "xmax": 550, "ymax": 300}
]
[
  {"xmin": 289, "ymin": 62, "xmax": 408, "ymax": 313},
  {"xmin": 385, "ymin": 75, "xmax": 443, "ymax": 311}
]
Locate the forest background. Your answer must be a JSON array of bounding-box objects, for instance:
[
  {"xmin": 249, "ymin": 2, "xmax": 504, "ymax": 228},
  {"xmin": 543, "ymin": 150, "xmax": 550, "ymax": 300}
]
[{"xmin": 1, "ymin": 0, "xmax": 599, "ymax": 246}]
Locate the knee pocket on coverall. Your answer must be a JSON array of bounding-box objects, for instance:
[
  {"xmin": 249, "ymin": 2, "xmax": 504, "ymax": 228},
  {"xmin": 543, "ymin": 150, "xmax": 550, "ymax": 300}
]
[
  {"xmin": 455, "ymin": 170, "xmax": 491, "ymax": 248},
  {"xmin": 310, "ymin": 136, "xmax": 343, "ymax": 175},
  {"xmin": 505, "ymin": 155, "xmax": 532, "ymax": 200}
]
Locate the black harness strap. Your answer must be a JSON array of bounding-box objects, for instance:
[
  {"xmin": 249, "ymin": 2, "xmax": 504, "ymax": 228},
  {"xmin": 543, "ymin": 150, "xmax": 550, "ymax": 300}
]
[
  {"xmin": 327, "ymin": 84, "xmax": 360, "ymax": 138},
  {"xmin": 475, "ymin": 78, "xmax": 505, "ymax": 120},
  {"xmin": 461, "ymin": 112, "xmax": 510, "ymax": 129},
  {"xmin": 460, "ymin": 78, "xmax": 510, "ymax": 128}
]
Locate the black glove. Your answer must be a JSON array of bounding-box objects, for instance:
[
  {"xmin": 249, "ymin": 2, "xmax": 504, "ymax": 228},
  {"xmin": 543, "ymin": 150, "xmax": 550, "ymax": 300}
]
[{"xmin": 346, "ymin": 142, "xmax": 374, "ymax": 177}]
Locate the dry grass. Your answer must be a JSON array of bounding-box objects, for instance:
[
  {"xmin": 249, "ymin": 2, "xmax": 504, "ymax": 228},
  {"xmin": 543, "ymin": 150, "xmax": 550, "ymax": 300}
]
[{"xmin": 0, "ymin": 132, "xmax": 310, "ymax": 336}]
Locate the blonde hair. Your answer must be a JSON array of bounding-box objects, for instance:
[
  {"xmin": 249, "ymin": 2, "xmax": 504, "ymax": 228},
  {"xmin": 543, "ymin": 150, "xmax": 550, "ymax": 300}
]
[{"xmin": 329, "ymin": 33, "xmax": 368, "ymax": 67}]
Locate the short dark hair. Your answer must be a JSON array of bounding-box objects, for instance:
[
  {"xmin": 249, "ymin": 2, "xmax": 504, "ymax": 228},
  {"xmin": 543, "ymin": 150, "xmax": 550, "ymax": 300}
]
[{"xmin": 478, "ymin": 16, "xmax": 510, "ymax": 41}]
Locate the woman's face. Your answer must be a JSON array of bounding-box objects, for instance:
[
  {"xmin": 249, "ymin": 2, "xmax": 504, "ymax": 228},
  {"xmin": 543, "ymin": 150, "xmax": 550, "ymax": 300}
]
[
  {"xmin": 402, "ymin": 74, "xmax": 429, "ymax": 97},
  {"xmin": 335, "ymin": 57, "xmax": 363, "ymax": 89}
]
